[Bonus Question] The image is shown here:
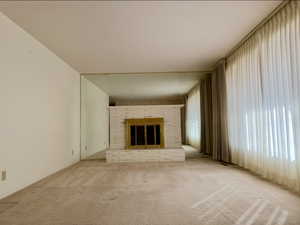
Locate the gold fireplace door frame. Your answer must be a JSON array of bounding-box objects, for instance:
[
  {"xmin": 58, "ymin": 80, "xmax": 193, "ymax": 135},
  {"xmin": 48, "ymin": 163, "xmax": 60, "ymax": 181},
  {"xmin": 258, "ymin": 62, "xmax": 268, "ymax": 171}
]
[{"xmin": 125, "ymin": 118, "xmax": 165, "ymax": 149}]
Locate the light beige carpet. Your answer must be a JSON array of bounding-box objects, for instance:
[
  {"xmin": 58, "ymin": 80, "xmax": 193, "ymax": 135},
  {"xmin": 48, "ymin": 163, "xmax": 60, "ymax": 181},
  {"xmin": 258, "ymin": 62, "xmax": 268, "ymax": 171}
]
[
  {"xmin": 0, "ymin": 158, "xmax": 300, "ymax": 225},
  {"xmin": 183, "ymin": 145, "xmax": 202, "ymax": 159}
]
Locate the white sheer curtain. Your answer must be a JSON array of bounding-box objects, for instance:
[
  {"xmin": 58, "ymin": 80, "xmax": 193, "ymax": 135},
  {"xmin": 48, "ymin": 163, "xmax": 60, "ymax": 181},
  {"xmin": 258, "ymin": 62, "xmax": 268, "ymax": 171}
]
[
  {"xmin": 186, "ymin": 84, "xmax": 201, "ymax": 149},
  {"xmin": 226, "ymin": 1, "xmax": 300, "ymax": 192}
]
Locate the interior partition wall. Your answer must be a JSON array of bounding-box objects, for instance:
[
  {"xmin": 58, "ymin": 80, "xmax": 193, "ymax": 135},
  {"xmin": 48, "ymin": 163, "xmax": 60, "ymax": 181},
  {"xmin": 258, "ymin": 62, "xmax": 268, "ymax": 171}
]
[{"xmin": 80, "ymin": 76, "xmax": 109, "ymax": 160}]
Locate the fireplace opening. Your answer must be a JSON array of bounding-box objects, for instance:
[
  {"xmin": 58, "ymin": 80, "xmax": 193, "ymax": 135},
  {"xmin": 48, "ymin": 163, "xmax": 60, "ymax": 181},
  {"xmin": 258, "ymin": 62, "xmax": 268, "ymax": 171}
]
[{"xmin": 126, "ymin": 118, "xmax": 164, "ymax": 149}]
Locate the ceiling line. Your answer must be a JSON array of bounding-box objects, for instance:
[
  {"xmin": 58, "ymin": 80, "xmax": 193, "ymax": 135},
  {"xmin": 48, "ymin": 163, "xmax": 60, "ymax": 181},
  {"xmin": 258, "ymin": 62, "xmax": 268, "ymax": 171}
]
[
  {"xmin": 81, "ymin": 70, "xmax": 213, "ymax": 76},
  {"xmin": 211, "ymin": 0, "xmax": 286, "ymax": 69},
  {"xmin": 225, "ymin": 0, "xmax": 288, "ymax": 59}
]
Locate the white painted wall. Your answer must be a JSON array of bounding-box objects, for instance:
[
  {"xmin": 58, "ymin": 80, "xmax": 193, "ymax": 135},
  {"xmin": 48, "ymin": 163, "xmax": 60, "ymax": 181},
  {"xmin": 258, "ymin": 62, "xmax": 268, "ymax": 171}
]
[
  {"xmin": 81, "ymin": 77, "xmax": 109, "ymax": 159},
  {"xmin": 0, "ymin": 13, "xmax": 80, "ymax": 199},
  {"xmin": 109, "ymin": 105, "xmax": 182, "ymax": 149}
]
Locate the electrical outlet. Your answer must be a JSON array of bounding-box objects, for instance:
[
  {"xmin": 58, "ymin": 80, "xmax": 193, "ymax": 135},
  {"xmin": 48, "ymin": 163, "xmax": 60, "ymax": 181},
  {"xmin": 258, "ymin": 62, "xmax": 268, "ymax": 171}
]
[{"xmin": 2, "ymin": 170, "xmax": 6, "ymax": 181}]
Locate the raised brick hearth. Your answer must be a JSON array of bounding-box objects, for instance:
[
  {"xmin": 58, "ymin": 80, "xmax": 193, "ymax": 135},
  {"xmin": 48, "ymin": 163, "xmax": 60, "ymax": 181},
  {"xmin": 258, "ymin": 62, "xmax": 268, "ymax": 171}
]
[{"xmin": 106, "ymin": 148, "xmax": 185, "ymax": 163}]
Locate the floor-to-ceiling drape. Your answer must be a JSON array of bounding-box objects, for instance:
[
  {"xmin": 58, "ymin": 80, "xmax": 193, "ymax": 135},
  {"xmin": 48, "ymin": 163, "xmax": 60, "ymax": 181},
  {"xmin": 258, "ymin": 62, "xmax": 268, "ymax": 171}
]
[
  {"xmin": 186, "ymin": 84, "xmax": 201, "ymax": 149},
  {"xmin": 200, "ymin": 77, "xmax": 213, "ymax": 155},
  {"xmin": 198, "ymin": 66, "xmax": 231, "ymax": 163},
  {"xmin": 199, "ymin": 63, "xmax": 231, "ymax": 162},
  {"xmin": 211, "ymin": 61, "xmax": 231, "ymax": 162},
  {"xmin": 226, "ymin": 1, "xmax": 300, "ymax": 191}
]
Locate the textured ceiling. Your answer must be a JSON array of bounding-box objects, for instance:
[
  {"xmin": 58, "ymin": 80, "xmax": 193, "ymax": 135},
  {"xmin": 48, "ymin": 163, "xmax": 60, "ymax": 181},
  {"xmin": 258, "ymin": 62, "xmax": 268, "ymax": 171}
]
[{"xmin": 0, "ymin": 1, "xmax": 280, "ymax": 73}]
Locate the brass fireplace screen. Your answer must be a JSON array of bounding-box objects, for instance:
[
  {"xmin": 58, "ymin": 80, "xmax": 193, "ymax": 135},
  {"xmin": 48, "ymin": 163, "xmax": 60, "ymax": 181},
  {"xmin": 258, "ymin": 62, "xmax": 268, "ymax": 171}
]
[{"xmin": 125, "ymin": 118, "xmax": 164, "ymax": 149}]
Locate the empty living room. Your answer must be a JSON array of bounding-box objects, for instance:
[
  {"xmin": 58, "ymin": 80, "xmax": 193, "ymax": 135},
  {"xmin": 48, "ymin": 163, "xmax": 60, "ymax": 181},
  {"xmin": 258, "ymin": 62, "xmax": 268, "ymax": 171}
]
[{"xmin": 1, "ymin": 1, "xmax": 300, "ymax": 225}]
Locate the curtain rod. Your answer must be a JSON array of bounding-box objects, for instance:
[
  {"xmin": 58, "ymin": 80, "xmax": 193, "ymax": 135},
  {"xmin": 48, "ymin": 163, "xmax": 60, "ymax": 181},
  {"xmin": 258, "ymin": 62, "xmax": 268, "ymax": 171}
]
[{"xmin": 225, "ymin": 0, "xmax": 290, "ymax": 59}]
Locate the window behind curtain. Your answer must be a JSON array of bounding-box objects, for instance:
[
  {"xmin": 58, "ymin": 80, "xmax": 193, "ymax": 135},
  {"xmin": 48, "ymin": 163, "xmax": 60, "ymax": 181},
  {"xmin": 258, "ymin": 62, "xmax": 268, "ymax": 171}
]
[
  {"xmin": 186, "ymin": 84, "xmax": 201, "ymax": 150},
  {"xmin": 226, "ymin": 1, "xmax": 300, "ymax": 192}
]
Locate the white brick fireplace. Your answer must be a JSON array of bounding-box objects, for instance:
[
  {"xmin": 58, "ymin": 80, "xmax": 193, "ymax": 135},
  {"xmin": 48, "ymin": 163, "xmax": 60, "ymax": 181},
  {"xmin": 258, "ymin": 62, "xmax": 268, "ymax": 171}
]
[{"xmin": 106, "ymin": 105, "xmax": 185, "ymax": 163}]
